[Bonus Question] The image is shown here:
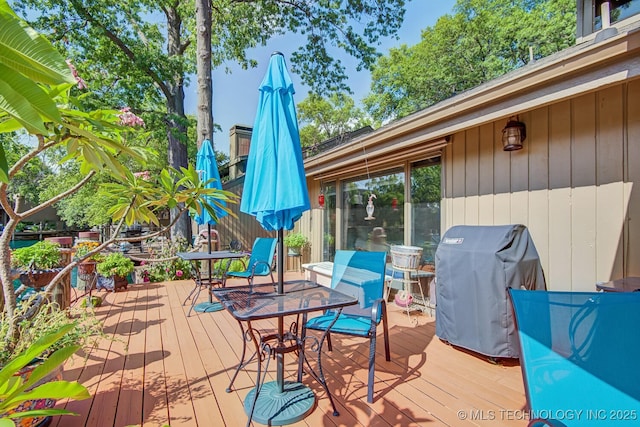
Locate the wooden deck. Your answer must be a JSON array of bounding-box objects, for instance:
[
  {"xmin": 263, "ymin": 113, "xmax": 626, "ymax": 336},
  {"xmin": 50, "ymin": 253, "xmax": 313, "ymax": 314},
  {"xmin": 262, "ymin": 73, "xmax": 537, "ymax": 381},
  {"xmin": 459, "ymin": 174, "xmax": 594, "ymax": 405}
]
[{"xmin": 52, "ymin": 274, "xmax": 528, "ymax": 427}]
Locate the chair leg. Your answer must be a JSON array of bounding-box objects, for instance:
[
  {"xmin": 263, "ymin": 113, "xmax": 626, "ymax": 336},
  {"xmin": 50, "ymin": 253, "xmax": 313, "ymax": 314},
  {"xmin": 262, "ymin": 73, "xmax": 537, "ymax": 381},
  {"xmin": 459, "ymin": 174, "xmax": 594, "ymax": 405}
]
[
  {"xmin": 381, "ymin": 303, "xmax": 391, "ymax": 361},
  {"xmin": 185, "ymin": 282, "xmax": 204, "ymax": 317},
  {"xmin": 182, "ymin": 280, "xmax": 199, "ymax": 305},
  {"xmin": 368, "ymin": 333, "xmax": 377, "ymax": 403},
  {"xmin": 297, "ymin": 314, "xmax": 307, "ymax": 382}
]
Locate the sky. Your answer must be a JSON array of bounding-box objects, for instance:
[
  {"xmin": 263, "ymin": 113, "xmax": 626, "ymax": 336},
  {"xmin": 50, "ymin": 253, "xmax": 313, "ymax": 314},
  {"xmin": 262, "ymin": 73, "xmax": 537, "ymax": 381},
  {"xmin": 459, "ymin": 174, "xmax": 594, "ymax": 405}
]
[{"xmin": 183, "ymin": 0, "xmax": 457, "ymax": 156}]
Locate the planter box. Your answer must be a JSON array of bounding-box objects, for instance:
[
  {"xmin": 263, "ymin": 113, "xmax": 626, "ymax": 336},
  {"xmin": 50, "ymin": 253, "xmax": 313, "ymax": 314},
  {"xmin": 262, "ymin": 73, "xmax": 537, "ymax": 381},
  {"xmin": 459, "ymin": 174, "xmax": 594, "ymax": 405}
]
[{"xmin": 96, "ymin": 274, "xmax": 128, "ymax": 292}]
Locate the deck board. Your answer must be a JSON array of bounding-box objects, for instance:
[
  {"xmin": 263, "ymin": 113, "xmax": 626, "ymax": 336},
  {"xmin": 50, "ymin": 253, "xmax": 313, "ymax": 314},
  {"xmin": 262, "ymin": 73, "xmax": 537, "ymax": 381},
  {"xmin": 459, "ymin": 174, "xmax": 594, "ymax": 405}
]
[{"xmin": 52, "ymin": 274, "xmax": 527, "ymax": 427}]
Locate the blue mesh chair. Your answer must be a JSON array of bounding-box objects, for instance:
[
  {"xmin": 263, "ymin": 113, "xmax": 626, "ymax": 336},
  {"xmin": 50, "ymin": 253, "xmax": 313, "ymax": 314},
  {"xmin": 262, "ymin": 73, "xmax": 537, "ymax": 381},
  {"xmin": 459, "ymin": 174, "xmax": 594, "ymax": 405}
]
[
  {"xmin": 226, "ymin": 237, "xmax": 276, "ymax": 287},
  {"xmin": 509, "ymin": 289, "xmax": 640, "ymax": 427},
  {"xmin": 304, "ymin": 250, "xmax": 390, "ymax": 403}
]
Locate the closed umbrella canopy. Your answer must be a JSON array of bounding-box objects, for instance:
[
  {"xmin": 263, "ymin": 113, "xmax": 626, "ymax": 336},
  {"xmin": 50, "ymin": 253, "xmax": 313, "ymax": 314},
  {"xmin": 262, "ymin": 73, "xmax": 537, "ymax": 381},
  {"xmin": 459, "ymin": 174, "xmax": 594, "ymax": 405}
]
[
  {"xmin": 195, "ymin": 138, "xmax": 227, "ymax": 229},
  {"xmin": 240, "ymin": 53, "xmax": 310, "ymax": 231},
  {"xmin": 191, "ymin": 139, "xmax": 227, "ymax": 313}
]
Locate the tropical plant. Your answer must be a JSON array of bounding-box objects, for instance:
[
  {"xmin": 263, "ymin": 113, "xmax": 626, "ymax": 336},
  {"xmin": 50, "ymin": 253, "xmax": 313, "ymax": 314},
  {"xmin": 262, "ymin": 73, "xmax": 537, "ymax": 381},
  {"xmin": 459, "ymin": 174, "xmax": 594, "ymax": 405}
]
[
  {"xmin": 0, "ymin": 5, "xmax": 236, "ymax": 355},
  {"xmin": 10, "ymin": 241, "xmax": 62, "ymax": 270},
  {"xmin": 96, "ymin": 253, "xmax": 135, "ymax": 278},
  {"xmin": 0, "ymin": 323, "xmax": 91, "ymax": 425},
  {"xmin": 0, "ymin": 296, "xmax": 103, "ymax": 368},
  {"xmin": 283, "ymin": 233, "xmax": 310, "ymax": 249}
]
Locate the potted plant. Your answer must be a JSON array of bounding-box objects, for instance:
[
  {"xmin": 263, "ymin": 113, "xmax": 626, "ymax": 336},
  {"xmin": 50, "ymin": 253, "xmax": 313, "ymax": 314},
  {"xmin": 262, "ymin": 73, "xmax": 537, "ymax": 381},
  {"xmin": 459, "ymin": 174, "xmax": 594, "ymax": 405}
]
[
  {"xmin": 73, "ymin": 240, "xmax": 103, "ymax": 276},
  {"xmin": 0, "ymin": 324, "xmax": 90, "ymax": 426},
  {"xmin": 283, "ymin": 232, "xmax": 310, "ymax": 256},
  {"xmin": 96, "ymin": 252, "xmax": 135, "ymax": 292},
  {"xmin": 0, "ymin": 296, "xmax": 103, "ymax": 426},
  {"xmin": 11, "ymin": 241, "xmax": 63, "ymax": 290}
]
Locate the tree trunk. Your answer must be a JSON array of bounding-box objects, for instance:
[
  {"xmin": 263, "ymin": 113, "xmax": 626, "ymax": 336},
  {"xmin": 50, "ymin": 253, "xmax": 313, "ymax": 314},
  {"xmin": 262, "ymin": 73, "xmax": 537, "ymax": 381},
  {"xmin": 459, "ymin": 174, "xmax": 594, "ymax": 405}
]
[
  {"xmin": 166, "ymin": 6, "xmax": 192, "ymax": 242},
  {"xmin": 0, "ymin": 221, "xmax": 17, "ymax": 315},
  {"xmin": 196, "ymin": 0, "xmax": 213, "ymax": 148}
]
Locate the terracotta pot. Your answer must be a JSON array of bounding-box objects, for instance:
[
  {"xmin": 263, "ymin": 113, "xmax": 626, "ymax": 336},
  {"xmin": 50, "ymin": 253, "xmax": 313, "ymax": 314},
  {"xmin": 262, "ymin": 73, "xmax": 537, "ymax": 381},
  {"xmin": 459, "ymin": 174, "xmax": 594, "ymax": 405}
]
[
  {"xmin": 77, "ymin": 261, "xmax": 96, "ymax": 275},
  {"xmin": 45, "ymin": 236, "xmax": 73, "ymax": 247},
  {"xmin": 77, "ymin": 231, "xmax": 100, "ymax": 241},
  {"xmin": 114, "ymin": 275, "xmax": 128, "ymax": 291}
]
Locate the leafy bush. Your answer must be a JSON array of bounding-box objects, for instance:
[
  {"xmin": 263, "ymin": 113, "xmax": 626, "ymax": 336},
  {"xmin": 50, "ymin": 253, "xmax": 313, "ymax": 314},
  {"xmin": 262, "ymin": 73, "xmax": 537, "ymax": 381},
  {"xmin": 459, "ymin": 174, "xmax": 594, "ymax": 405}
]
[
  {"xmin": 96, "ymin": 252, "xmax": 134, "ymax": 278},
  {"xmin": 283, "ymin": 232, "xmax": 309, "ymax": 249},
  {"xmin": 0, "ymin": 296, "xmax": 104, "ymax": 368},
  {"xmin": 147, "ymin": 237, "xmax": 193, "ymax": 282},
  {"xmin": 11, "ymin": 241, "xmax": 62, "ymax": 270},
  {"xmin": 211, "ymin": 257, "xmax": 248, "ymax": 273}
]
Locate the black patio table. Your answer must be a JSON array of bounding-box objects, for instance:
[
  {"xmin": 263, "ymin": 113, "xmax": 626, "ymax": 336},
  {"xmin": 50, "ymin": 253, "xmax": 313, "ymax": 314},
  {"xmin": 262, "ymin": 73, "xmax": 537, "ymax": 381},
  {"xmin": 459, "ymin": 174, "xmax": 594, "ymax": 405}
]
[
  {"xmin": 212, "ymin": 280, "xmax": 358, "ymax": 426},
  {"xmin": 177, "ymin": 250, "xmax": 247, "ymax": 315}
]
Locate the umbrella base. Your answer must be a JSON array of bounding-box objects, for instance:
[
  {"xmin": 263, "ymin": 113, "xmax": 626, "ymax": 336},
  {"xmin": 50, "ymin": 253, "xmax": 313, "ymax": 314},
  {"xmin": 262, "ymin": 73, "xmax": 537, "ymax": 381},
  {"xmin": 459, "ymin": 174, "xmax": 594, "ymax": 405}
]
[
  {"xmin": 244, "ymin": 381, "xmax": 315, "ymax": 425},
  {"xmin": 193, "ymin": 302, "xmax": 224, "ymax": 313}
]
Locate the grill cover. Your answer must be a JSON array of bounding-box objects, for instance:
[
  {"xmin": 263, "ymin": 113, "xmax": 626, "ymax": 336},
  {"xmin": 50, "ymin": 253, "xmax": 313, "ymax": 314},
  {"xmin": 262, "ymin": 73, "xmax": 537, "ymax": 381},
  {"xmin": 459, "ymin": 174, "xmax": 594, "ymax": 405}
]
[{"xmin": 435, "ymin": 224, "xmax": 546, "ymax": 358}]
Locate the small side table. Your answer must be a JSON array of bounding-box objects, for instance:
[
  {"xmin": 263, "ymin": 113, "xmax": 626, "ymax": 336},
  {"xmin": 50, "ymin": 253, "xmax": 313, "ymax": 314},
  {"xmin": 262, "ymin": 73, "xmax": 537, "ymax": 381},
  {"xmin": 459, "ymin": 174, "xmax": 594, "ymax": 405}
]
[{"xmin": 596, "ymin": 277, "xmax": 640, "ymax": 292}]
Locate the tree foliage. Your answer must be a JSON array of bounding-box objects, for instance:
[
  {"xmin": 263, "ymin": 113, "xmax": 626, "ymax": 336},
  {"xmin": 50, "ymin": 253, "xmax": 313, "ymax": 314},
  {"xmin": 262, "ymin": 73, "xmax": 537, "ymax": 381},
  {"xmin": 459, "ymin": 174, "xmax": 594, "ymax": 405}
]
[
  {"xmin": 14, "ymin": 0, "xmax": 407, "ymax": 238},
  {"xmin": 364, "ymin": 0, "xmax": 576, "ymax": 122},
  {"xmin": 297, "ymin": 92, "xmax": 372, "ymax": 148}
]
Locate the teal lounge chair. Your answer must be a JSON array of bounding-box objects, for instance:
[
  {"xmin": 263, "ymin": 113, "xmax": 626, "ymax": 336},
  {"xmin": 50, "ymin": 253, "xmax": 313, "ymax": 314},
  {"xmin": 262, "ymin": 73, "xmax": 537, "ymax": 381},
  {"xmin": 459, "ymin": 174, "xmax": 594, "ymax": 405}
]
[
  {"xmin": 304, "ymin": 250, "xmax": 390, "ymax": 403},
  {"xmin": 226, "ymin": 237, "xmax": 276, "ymax": 287},
  {"xmin": 509, "ymin": 289, "xmax": 640, "ymax": 426}
]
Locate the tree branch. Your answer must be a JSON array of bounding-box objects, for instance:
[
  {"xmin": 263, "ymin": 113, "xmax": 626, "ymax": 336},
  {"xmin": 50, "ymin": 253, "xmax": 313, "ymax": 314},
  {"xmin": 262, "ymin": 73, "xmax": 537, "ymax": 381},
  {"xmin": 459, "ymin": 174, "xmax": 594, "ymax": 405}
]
[{"xmin": 68, "ymin": 0, "xmax": 172, "ymax": 101}]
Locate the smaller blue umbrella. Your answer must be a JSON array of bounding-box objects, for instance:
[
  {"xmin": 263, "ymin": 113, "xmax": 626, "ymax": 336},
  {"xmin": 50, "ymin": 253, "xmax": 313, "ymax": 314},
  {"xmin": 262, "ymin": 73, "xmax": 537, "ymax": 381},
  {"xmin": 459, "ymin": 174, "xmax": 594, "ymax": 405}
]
[
  {"xmin": 192, "ymin": 139, "xmax": 227, "ymax": 313},
  {"xmin": 195, "ymin": 138, "xmax": 227, "ymax": 236}
]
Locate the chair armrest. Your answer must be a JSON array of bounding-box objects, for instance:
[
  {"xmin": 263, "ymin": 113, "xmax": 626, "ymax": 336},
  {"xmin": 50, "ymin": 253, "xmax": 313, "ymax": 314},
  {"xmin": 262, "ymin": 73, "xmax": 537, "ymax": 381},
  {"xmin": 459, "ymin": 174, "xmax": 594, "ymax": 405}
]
[
  {"xmin": 370, "ymin": 297, "xmax": 386, "ymax": 323},
  {"xmin": 250, "ymin": 260, "xmax": 271, "ymax": 275}
]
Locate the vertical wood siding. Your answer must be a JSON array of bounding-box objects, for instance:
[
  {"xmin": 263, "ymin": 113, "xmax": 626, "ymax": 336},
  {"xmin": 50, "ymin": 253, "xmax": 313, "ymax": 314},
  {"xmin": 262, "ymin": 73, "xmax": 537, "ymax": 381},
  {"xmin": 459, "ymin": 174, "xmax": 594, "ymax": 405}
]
[{"xmin": 443, "ymin": 81, "xmax": 640, "ymax": 291}]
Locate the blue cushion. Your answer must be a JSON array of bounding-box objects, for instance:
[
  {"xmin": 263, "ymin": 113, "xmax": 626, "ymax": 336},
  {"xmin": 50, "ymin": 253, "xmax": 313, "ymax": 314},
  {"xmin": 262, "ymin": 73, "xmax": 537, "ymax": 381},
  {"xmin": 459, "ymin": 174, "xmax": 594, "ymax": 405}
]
[{"xmin": 306, "ymin": 313, "xmax": 372, "ymax": 337}]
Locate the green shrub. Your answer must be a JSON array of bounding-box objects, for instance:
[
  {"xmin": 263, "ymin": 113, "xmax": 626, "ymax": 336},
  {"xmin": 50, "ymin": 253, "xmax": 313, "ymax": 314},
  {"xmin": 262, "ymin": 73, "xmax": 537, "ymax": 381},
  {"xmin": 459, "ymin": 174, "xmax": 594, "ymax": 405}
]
[
  {"xmin": 96, "ymin": 252, "xmax": 134, "ymax": 277},
  {"xmin": 283, "ymin": 232, "xmax": 309, "ymax": 249},
  {"xmin": 147, "ymin": 237, "xmax": 193, "ymax": 282},
  {"xmin": 11, "ymin": 241, "xmax": 62, "ymax": 270},
  {"xmin": 0, "ymin": 296, "xmax": 104, "ymax": 368}
]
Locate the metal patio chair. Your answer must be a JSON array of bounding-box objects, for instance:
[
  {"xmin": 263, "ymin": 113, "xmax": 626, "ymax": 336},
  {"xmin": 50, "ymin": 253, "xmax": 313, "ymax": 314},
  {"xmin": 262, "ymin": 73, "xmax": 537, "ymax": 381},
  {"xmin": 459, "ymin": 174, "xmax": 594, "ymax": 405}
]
[
  {"xmin": 226, "ymin": 237, "xmax": 276, "ymax": 287},
  {"xmin": 509, "ymin": 289, "xmax": 640, "ymax": 426},
  {"xmin": 304, "ymin": 250, "xmax": 390, "ymax": 403}
]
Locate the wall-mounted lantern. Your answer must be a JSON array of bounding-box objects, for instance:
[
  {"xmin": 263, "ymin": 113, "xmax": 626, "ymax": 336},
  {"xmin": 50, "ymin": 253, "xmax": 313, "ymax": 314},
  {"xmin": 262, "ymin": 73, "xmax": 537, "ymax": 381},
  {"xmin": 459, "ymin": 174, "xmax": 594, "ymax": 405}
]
[{"xmin": 502, "ymin": 116, "xmax": 526, "ymax": 151}]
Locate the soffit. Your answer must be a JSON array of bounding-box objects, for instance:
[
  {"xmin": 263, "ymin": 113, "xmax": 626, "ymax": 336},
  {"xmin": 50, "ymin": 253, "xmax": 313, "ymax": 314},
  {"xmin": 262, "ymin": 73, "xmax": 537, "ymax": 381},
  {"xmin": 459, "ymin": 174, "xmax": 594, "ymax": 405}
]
[{"xmin": 305, "ymin": 24, "xmax": 640, "ymax": 179}]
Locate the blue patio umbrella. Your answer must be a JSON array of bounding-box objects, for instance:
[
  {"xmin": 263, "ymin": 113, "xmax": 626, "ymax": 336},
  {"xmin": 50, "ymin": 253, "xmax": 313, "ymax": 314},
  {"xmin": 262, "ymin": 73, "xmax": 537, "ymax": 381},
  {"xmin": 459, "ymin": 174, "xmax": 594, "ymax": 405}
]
[
  {"xmin": 193, "ymin": 138, "xmax": 227, "ymax": 313},
  {"xmin": 240, "ymin": 52, "xmax": 312, "ymax": 425},
  {"xmin": 240, "ymin": 56, "xmax": 310, "ymax": 232}
]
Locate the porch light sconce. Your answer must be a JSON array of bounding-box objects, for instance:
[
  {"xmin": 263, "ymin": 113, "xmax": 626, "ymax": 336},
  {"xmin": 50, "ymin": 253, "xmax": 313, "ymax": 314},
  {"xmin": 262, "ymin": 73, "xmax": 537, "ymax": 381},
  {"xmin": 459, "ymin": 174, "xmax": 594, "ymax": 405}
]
[{"xmin": 502, "ymin": 116, "xmax": 526, "ymax": 151}]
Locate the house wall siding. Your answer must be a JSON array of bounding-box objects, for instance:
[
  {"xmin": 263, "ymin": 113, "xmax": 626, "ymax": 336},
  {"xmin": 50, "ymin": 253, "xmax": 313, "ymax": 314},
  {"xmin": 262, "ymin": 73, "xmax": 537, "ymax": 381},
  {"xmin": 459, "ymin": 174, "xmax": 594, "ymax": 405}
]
[{"xmin": 442, "ymin": 80, "xmax": 640, "ymax": 291}]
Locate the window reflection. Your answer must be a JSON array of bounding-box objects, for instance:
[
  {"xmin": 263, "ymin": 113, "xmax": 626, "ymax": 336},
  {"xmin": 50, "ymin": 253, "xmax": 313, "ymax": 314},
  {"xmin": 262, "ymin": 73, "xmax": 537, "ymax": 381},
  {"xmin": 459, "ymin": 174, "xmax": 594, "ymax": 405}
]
[
  {"xmin": 341, "ymin": 170, "xmax": 405, "ymax": 254},
  {"xmin": 595, "ymin": 0, "xmax": 640, "ymax": 29},
  {"xmin": 411, "ymin": 159, "xmax": 441, "ymax": 266}
]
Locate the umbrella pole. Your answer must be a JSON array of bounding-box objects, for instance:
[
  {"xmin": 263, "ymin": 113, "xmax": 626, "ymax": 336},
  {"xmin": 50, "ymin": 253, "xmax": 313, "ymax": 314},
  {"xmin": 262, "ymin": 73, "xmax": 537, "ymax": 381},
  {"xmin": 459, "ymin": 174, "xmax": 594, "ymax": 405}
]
[
  {"xmin": 207, "ymin": 224, "xmax": 213, "ymax": 302},
  {"xmin": 277, "ymin": 229, "xmax": 285, "ymax": 392},
  {"xmin": 194, "ymin": 223, "xmax": 223, "ymax": 313}
]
